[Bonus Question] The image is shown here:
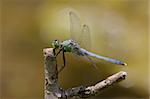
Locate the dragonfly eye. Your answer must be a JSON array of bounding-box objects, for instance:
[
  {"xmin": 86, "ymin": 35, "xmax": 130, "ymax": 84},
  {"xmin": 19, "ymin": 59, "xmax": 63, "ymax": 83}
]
[
  {"xmin": 53, "ymin": 39, "xmax": 58, "ymax": 42},
  {"xmin": 52, "ymin": 39, "xmax": 60, "ymax": 49}
]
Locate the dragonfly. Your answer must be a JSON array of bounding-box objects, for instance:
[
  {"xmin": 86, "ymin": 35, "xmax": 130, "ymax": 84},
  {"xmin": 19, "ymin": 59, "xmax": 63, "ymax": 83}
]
[{"xmin": 52, "ymin": 11, "xmax": 127, "ymax": 72}]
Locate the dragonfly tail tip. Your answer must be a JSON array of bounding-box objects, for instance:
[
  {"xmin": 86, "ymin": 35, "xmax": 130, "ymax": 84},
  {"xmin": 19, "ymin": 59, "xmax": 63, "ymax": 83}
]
[{"xmin": 123, "ymin": 63, "xmax": 127, "ymax": 66}]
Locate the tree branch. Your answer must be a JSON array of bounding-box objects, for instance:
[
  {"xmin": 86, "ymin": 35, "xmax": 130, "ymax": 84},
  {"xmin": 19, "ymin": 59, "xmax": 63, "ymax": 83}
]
[{"xmin": 43, "ymin": 48, "xmax": 127, "ymax": 99}]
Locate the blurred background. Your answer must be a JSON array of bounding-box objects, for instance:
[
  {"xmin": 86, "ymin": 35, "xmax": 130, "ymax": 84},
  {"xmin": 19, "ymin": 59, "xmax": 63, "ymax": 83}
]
[{"xmin": 1, "ymin": 0, "xmax": 149, "ymax": 99}]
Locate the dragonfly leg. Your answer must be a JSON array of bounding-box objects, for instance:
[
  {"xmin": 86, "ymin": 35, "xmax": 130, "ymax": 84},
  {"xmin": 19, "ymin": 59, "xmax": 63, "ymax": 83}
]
[
  {"xmin": 55, "ymin": 47, "xmax": 64, "ymax": 57},
  {"xmin": 63, "ymin": 49, "xmax": 66, "ymax": 67},
  {"xmin": 53, "ymin": 48, "xmax": 56, "ymax": 56},
  {"xmin": 58, "ymin": 50, "xmax": 66, "ymax": 73}
]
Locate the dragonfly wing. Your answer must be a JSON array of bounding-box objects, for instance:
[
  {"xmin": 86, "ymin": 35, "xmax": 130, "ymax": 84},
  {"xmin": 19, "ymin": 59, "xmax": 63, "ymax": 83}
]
[
  {"xmin": 69, "ymin": 11, "xmax": 82, "ymax": 42},
  {"xmin": 72, "ymin": 51, "xmax": 98, "ymax": 69},
  {"xmin": 80, "ymin": 24, "xmax": 91, "ymax": 51},
  {"xmin": 83, "ymin": 55, "xmax": 98, "ymax": 70},
  {"xmin": 69, "ymin": 11, "xmax": 91, "ymax": 50}
]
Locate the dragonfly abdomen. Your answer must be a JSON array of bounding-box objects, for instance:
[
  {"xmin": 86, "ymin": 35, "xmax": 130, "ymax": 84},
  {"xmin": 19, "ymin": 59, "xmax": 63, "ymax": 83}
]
[{"xmin": 80, "ymin": 48, "xmax": 126, "ymax": 66}]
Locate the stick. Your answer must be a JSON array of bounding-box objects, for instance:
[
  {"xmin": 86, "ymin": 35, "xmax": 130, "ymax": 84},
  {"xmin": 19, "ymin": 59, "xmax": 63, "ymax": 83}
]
[
  {"xmin": 43, "ymin": 48, "xmax": 60, "ymax": 99},
  {"xmin": 43, "ymin": 48, "xmax": 127, "ymax": 99}
]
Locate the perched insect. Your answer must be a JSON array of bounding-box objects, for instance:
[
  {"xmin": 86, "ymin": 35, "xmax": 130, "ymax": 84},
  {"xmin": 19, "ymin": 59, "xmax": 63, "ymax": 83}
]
[{"xmin": 52, "ymin": 11, "xmax": 127, "ymax": 71}]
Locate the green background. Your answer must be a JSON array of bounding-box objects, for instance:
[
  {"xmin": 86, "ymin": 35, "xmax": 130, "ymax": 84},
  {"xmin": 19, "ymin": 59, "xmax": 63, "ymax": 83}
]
[{"xmin": 1, "ymin": 0, "xmax": 149, "ymax": 99}]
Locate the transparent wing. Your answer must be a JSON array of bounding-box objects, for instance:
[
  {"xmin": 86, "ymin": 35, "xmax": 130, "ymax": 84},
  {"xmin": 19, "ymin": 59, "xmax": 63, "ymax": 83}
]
[
  {"xmin": 69, "ymin": 11, "xmax": 82, "ymax": 42},
  {"xmin": 72, "ymin": 52, "xmax": 98, "ymax": 70},
  {"xmin": 69, "ymin": 11, "xmax": 91, "ymax": 50},
  {"xmin": 80, "ymin": 24, "xmax": 91, "ymax": 51},
  {"xmin": 83, "ymin": 55, "xmax": 98, "ymax": 70}
]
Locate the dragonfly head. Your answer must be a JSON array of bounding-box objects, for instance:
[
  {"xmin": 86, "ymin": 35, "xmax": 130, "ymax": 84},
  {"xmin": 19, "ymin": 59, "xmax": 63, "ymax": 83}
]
[{"xmin": 52, "ymin": 39, "xmax": 60, "ymax": 49}]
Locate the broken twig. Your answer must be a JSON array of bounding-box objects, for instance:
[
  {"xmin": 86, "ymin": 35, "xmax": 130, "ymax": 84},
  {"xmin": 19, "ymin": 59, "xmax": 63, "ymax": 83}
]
[{"xmin": 43, "ymin": 48, "xmax": 127, "ymax": 99}]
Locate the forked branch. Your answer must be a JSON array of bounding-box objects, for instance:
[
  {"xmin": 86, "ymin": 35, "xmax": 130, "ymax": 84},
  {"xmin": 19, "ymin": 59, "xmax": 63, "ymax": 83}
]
[{"xmin": 43, "ymin": 48, "xmax": 127, "ymax": 99}]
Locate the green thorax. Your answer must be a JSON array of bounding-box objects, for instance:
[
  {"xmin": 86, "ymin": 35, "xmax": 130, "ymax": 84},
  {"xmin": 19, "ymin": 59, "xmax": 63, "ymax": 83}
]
[{"xmin": 61, "ymin": 40, "xmax": 75, "ymax": 52}]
